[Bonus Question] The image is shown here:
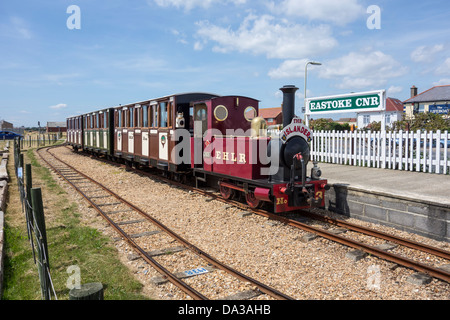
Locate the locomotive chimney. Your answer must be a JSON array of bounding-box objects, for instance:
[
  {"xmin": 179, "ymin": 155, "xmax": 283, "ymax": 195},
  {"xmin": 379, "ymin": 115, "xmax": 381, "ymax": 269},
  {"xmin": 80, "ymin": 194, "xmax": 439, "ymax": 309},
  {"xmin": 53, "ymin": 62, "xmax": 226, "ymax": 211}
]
[{"xmin": 280, "ymin": 85, "xmax": 299, "ymax": 127}]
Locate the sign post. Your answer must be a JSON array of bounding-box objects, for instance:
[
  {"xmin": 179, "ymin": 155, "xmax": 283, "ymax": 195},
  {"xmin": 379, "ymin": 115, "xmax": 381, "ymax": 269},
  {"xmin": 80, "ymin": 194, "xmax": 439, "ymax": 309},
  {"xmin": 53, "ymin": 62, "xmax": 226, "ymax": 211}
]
[{"xmin": 305, "ymin": 90, "xmax": 386, "ymax": 130}]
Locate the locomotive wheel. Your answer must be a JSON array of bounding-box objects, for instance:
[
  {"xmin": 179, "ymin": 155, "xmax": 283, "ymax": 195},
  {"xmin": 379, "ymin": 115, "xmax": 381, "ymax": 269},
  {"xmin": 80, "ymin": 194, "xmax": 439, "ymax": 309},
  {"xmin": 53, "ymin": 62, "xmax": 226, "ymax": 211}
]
[
  {"xmin": 245, "ymin": 191, "xmax": 262, "ymax": 209},
  {"xmin": 220, "ymin": 185, "xmax": 235, "ymax": 200}
]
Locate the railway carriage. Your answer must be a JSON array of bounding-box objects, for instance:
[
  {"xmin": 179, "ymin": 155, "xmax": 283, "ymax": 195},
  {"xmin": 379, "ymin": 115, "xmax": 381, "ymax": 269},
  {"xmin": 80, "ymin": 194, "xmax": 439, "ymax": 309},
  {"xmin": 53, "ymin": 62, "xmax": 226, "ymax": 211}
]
[
  {"xmin": 67, "ymin": 114, "xmax": 84, "ymax": 151},
  {"xmin": 83, "ymin": 108, "xmax": 114, "ymax": 156},
  {"xmin": 113, "ymin": 93, "xmax": 219, "ymax": 173}
]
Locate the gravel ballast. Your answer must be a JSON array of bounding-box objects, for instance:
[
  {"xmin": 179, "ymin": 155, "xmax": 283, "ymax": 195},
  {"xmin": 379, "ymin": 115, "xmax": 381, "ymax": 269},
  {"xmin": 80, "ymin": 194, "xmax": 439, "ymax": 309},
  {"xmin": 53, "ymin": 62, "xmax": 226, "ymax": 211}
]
[{"xmin": 45, "ymin": 147, "xmax": 450, "ymax": 300}]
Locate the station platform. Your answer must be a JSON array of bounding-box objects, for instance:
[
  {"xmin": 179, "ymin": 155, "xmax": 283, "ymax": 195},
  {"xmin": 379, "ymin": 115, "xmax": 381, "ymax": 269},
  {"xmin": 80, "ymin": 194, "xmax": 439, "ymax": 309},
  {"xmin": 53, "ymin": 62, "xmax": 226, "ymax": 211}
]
[
  {"xmin": 319, "ymin": 163, "xmax": 450, "ymax": 206},
  {"xmin": 316, "ymin": 163, "xmax": 449, "ymax": 242}
]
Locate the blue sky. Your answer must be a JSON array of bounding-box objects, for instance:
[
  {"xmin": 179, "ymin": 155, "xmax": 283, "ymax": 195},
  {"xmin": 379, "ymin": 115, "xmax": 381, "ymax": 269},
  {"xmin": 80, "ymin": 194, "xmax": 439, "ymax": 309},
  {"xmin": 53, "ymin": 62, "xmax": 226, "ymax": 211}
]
[{"xmin": 1, "ymin": 0, "xmax": 449, "ymax": 127}]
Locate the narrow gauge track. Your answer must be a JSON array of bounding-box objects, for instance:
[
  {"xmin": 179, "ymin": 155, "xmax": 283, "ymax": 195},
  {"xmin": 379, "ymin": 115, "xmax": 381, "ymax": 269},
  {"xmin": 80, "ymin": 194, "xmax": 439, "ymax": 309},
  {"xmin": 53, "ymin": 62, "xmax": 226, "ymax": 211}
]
[
  {"xmin": 68, "ymin": 146, "xmax": 450, "ymax": 284},
  {"xmin": 37, "ymin": 145, "xmax": 294, "ymax": 300}
]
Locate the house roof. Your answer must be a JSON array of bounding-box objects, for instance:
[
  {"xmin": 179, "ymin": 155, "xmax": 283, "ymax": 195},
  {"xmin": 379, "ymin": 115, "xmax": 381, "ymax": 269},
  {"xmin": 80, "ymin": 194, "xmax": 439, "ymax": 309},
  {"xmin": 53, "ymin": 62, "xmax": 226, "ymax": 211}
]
[
  {"xmin": 403, "ymin": 85, "xmax": 450, "ymax": 103},
  {"xmin": 46, "ymin": 122, "xmax": 66, "ymax": 128},
  {"xmin": 386, "ymin": 97, "xmax": 404, "ymax": 112},
  {"xmin": 258, "ymin": 107, "xmax": 282, "ymax": 119},
  {"xmin": 337, "ymin": 118, "xmax": 357, "ymax": 123}
]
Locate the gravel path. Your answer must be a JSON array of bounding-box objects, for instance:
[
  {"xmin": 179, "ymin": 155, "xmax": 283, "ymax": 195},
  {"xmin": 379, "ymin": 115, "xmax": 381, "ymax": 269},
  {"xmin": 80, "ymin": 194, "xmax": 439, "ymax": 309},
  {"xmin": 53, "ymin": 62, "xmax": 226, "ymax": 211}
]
[{"xmin": 45, "ymin": 146, "xmax": 450, "ymax": 300}]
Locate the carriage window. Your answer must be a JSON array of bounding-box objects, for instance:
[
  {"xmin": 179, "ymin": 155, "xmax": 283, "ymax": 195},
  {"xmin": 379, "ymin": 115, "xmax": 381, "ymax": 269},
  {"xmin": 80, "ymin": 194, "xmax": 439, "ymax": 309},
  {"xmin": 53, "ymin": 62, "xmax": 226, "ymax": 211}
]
[
  {"xmin": 150, "ymin": 104, "xmax": 158, "ymax": 127},
  {"xmin": 96, "ymin": 114, "xmax": 99, "ymax": 128},
  {"xmin": 124, "ymin": 109, "xmax": 128, "ymax": 127},
  {"xmin": 90, "ymin": 115, "xmax": 94, "ymax": 129},
  {"xmin": 136, "ymin": 106, "xmax": 141, "ymax": 127},
  {"xmin": 130, "ymin": 108, "xmax": 134, "ymax": 127},
  {"xmin": 160, "ymin": 102, "xmax": 167, "ymax": 127},
  {"xmin": 118, "ymin": 110, "xmax": 122, "ymax": 127},
  {"xmin": 104, "ymin": 112, "xmax": 108, "ymax": 128},
  {"xmin": 143, "ymin": 105, "xmax": 148, "ymax": 127},
  {"xmin": 195, "ymin": 105, "xmax": 207, "ymax": 121}
]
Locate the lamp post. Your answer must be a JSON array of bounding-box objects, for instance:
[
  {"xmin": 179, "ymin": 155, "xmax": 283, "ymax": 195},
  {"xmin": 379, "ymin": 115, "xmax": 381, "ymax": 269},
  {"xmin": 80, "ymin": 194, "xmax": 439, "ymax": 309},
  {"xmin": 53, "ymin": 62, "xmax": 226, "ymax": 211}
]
[{"xmin": 304, "ymin": 61, "xmax": 322, "ymax": 126}]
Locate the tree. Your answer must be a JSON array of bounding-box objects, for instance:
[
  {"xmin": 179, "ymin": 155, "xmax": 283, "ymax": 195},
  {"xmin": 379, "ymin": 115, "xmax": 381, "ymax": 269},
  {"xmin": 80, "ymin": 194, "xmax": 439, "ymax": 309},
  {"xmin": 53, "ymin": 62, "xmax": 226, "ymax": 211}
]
[
  {"xmin": 410, "ymin": 112, "xmax": 450, "ymax": 131},
  {"xmin": 310, "ymin": 118, "xmax": 351, "ymax": 131}
]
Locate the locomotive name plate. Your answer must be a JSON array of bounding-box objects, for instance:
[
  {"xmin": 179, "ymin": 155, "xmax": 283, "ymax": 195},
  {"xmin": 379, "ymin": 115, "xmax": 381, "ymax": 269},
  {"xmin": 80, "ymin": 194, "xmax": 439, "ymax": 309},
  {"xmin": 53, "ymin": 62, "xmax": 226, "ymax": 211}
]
[{"xmin": 280, "ymin": 117, "xmax": 312, "ymax": 143}]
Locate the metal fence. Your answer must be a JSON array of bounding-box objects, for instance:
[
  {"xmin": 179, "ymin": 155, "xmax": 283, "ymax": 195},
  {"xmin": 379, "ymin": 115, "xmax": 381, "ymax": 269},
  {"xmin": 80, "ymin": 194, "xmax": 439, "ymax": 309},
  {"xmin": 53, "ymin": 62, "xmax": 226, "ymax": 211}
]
[{"xmin": 13, "ymin": 138, "xmax": 57, "ymax": 300}]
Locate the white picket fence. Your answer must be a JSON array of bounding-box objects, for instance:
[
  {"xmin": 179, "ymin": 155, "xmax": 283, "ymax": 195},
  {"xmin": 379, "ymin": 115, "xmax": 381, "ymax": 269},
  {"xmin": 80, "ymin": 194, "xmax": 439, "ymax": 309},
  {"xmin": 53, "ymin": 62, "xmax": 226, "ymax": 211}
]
[{"xmin": 310, "ymin": 130, "xmax": 450, "ymax": 174}]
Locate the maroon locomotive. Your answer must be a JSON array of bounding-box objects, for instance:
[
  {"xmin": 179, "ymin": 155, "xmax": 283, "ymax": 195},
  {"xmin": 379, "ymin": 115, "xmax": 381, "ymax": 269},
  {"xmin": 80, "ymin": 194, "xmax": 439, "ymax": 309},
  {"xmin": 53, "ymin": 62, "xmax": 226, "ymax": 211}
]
[{"xmin": 67, "ymin": 86, "xmax": 329, "ymax": 213}]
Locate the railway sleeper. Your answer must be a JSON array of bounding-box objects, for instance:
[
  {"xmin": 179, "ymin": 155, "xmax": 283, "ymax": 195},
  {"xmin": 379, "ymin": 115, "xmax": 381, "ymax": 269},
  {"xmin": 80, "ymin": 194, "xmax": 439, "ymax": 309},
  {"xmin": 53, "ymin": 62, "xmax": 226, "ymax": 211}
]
[{"xmin": 127, "ymin": 246, "xmax": 186, "ymax": 261}]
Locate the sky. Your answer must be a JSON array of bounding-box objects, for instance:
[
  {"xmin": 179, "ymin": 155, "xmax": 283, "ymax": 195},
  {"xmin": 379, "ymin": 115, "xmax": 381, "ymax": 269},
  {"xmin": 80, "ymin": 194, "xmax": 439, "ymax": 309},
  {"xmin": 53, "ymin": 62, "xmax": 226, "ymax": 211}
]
[{"xmin": 0, "ymin": 0, "xmax": 449, "ymax": 127}]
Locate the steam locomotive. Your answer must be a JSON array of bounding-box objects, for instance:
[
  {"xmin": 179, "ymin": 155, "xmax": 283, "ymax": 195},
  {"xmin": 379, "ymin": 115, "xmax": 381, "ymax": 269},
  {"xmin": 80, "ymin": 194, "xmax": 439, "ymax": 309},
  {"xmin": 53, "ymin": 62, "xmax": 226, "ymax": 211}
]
[{"xmin": 67, "ymin": 85, "xmax": 329, "ymax": 213}]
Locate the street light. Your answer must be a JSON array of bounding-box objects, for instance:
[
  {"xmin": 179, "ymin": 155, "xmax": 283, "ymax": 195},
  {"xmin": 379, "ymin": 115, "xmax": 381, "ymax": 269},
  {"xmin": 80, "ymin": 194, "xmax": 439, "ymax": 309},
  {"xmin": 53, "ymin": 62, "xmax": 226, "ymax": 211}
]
[{"xmin": 304, "ymin": 61, "xmax": 322, "ymax": 125}]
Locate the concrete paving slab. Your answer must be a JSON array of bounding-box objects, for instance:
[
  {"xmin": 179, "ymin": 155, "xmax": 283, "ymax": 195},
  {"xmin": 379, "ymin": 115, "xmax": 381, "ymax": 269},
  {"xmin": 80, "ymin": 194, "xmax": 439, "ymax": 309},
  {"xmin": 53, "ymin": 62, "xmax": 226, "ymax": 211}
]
[{"xmin": 318, "ymin": 163, "xmax": 450, "ymax": 206}]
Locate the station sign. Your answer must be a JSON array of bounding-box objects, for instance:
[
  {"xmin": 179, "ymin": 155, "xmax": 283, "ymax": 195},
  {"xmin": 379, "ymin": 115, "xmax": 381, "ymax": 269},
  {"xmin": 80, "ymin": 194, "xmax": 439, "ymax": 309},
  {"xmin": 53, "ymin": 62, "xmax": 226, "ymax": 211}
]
[{"xmin": 305, "ymin": 90, "xmax": 386, "ymax": 115}]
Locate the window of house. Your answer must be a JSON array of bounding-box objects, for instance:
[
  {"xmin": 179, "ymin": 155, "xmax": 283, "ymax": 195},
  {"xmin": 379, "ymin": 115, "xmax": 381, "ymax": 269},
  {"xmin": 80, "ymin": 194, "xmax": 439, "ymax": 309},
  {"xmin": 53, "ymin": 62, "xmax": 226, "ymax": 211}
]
[{"xmin": 363, "ymin": 115, "xmax": 370, "ymax": 125}]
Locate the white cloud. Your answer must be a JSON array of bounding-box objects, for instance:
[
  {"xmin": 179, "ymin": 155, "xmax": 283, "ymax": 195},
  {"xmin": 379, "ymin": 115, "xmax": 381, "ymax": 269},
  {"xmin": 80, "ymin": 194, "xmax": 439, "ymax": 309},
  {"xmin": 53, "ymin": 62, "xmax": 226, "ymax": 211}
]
[
  {"xmin": 318, "ymin": 51, "xmax": 408, "ymax": 89},
  {"xmin": 195, "ymin": 14, "xmax": 337, "ymax": 59},
  {"xmin": 433, "ymin": 78, "xmax": 450, "ymax": 86},
  {"xmin": 387, "ymin": 85, "xmax": 403, "ymax": 95},
  {"xmin": 435, "ymin": 57, "xmax": 450, "ymax": 75},
  {"xmin": 0, "ymin": 16, "xmax": 32, "ymax": 39},
  {"xmin": 410, "ymin": 44, "xmax": 444, "ymax": 63},
  {"xmin": 49, "ymin": 104, "xmax": 68, "ymax": 110},
  {"xmin": 267, "ymin": 0, "xmax": 364, "ymax": 26},
  {"xmin": 153, "ymin": 0, "xmax": 246, "ymax": 10},
  {"xmin": 268, "ymin": 59, "xmax": 310, "ymax": 79}
]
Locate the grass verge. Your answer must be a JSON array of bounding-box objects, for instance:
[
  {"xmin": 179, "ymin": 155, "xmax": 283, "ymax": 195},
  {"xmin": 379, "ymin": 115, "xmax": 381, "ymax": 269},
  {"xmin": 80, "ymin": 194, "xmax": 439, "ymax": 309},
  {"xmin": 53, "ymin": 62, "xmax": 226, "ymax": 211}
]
[{"xmin": 2, "ymin": 146, "xmax": 149, "ymax": 300}]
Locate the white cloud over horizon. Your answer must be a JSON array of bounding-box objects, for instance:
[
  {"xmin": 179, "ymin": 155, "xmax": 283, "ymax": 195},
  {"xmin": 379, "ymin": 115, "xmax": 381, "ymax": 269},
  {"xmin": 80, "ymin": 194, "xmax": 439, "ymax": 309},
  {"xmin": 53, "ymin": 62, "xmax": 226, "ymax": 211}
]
[{"xmin": 195, "ymin": 14, "xmax": 337, "ymax": 59}]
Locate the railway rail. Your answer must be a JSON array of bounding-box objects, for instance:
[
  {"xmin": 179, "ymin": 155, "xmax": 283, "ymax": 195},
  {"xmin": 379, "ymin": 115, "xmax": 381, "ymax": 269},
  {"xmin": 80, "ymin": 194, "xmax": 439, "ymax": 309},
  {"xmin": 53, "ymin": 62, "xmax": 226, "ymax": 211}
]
[
  {"xmin": 37, "ymin": 145, "xmax": 294, "ymax": 300},
  {"xmin": 69, "ymin": 146, "xmax": 450, "ymax": 284}
]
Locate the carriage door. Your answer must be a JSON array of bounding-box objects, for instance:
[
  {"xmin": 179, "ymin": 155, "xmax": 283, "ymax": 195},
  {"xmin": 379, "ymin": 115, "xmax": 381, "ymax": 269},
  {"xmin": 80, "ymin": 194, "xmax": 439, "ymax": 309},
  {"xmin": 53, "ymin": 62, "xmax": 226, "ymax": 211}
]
[
  {"xmin": 116, "ymin": 110, "xmax": 122, "ymax": 151},
  {"xmin": 158, "ymin": 102, "xmax": 169, "ymax": 161},
  {"xmin": 193, "ymin": 103, "xmax": 208, "ymax": 167}
]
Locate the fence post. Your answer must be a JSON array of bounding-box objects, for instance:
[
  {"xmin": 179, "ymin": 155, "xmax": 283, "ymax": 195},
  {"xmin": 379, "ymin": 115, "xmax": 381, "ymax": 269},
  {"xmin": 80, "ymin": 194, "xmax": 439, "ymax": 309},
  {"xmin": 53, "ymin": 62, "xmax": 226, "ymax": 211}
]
[
  {"xmin": 25, "ymin": 164, "xmax": 34, "ymax": 240},
  {"xmin": 31, "ymin": 187, "xmax": 51, "ymax": 300}
]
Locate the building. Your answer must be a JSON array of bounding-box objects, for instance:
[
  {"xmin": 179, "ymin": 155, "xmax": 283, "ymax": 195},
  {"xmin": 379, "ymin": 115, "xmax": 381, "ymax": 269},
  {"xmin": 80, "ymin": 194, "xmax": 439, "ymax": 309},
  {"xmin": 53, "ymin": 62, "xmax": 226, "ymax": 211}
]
[
  {"xmin": 403, "ymin": 85, "xmax": 450, "ymax": 119},
  {"xmin": 0, "ymin": 120, "xmax": 13, "ymax": 130},
  {"xmin": 46, "ymin": 122, "xmax": 67, "ymax": 133},
  {"xmin": 356, "ymin": 97, "xmax": 404, "ymax": 129},
  {"xmin": 258, "ymin": 107, "xmax": 282, "ymax": 126},
  {"xmin": 336, "ymin": 118, "xmax": 357, "ymax": 126}
]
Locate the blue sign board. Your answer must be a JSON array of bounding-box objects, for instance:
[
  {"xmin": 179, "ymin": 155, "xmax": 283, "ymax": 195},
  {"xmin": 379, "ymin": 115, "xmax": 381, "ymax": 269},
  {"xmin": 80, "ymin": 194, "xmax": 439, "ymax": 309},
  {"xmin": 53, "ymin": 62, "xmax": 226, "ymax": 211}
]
[{"xmin": 429, "ymin": 104, "xmax": 449, "ymax": 114}]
